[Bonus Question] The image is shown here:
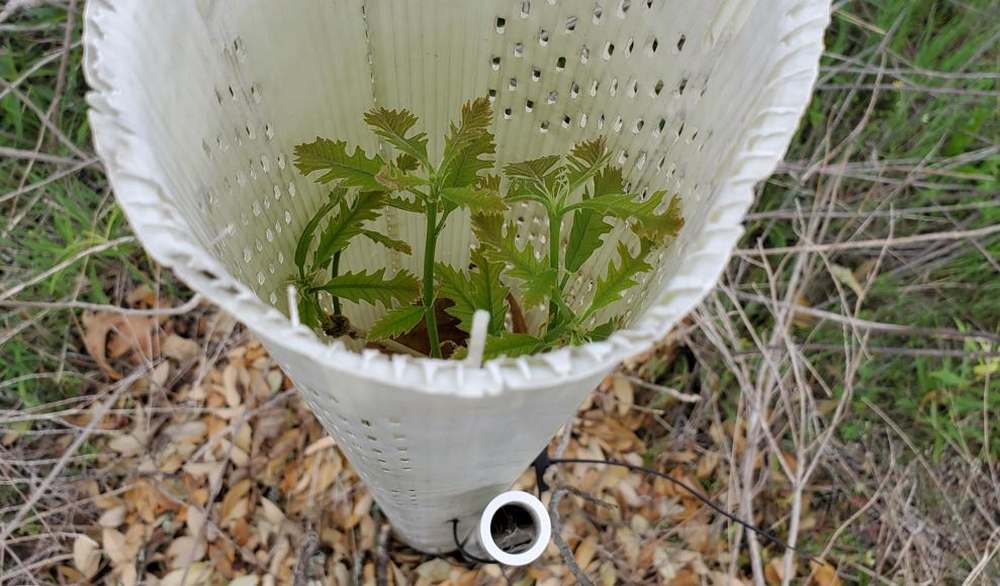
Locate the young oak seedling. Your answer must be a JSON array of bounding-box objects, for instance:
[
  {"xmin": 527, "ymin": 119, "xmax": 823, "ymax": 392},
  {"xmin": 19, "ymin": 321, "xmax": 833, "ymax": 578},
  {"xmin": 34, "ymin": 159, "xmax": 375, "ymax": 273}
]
[{"xmin": 292, "ymin": 98, "xmax": 683, "ymax": 360}]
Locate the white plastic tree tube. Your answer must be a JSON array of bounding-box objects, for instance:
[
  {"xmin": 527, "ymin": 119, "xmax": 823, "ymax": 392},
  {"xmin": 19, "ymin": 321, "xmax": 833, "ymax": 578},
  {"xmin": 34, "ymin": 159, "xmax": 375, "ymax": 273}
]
[{"xmin": 83, "ymin": 0, "xmax": 830, "ymax": 553}]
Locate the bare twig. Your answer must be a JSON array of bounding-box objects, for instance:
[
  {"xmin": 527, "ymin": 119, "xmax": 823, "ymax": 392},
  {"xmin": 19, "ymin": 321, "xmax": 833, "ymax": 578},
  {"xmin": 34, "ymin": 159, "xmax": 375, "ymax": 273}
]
[{"xmin": 549, "ymin": 487, "xmax": 595, "ymax": 586}]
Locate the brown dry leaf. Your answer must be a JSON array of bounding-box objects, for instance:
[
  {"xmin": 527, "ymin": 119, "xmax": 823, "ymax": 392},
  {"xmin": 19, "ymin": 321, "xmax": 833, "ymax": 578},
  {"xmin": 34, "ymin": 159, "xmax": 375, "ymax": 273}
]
[
  {"xmin": 765, "ymin": 557, "xmax": 796, "ymax": 586},
  {"xmin": 612, "ymin": 374, "xmax": 634, "ymax": 416},
  {"xmin": 575, "ymin": 535, "xmax": 599, "ymax": 569},
  {"xmin": 808, "ymin": 561, "xmax": 841, "ymax": 586},
  {"xmin": 102, "ymin": 527, "xmax": 129, "ymax": 566},
  {"xmin": 159, "ymin": 562, "xmax": 213, "ymax": 586},
  {"xmin": 73, "ymin": 534, "xmax": 101, "ymax": 579},
  {"xmin": 108, "ymin": 434, "xmax": 143, "ymax": 457},
  {"xmin": 163, "ymin": 333, "xmax": 201, "ymax": 362},
  {"xmin": 166, "ymin": 535, "xmax": 207, "ymax": 569},
  {"xmin": 126, "ymin": 284, "xmax": 156, "ymax": 307},
  {"xmin": 98, "ymin": 505, "xmax": 126, "ymax": 528},
  {"xmin": 415, "ymin": 558, "xmax": 454, "ymax": 581},
  {"xmin": 221, "ymin": 478, "xmax": 253, "ymax": 523},
  {"xmin": 82, "ymin": 312, "xmax": 159, "ymax": 379}
]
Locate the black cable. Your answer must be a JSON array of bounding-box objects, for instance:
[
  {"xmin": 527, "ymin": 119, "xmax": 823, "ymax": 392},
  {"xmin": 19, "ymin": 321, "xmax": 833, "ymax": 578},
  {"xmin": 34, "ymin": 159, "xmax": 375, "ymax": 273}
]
[
  {"xmin": 449, "ymin": 519, "xmax": 492, "ymax": 564},
  {"xmin": 544, "ymin": 456, "xmax": 815, "ymax": 563}
]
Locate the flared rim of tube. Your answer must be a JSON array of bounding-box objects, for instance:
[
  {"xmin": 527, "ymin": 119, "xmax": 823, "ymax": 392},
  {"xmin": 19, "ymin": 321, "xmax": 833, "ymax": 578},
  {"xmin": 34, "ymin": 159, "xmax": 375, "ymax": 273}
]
[{"xmin": 478, "ymin": 491, "xmax": 552, "ymax": 566}]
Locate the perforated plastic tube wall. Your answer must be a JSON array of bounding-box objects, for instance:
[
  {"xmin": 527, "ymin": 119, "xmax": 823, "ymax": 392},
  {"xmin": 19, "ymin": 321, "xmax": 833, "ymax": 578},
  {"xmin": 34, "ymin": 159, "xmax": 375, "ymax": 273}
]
[{"xmin": 83, "ymin": 0, "xmax": 830, "ymax": 552}]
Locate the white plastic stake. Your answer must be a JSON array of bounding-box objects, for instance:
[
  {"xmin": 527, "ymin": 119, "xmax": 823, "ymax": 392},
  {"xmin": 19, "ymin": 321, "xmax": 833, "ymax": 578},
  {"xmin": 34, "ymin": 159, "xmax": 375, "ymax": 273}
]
[{"xmin": 464, "ymin": 309, "xmax": 490, "ymax": 368}]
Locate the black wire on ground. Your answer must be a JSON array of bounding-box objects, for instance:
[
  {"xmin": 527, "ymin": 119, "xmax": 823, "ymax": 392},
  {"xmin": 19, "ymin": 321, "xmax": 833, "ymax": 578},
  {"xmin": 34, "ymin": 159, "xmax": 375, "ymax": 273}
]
[
  {"xmin": 539, "ymin": 454, "xmax": 816, "ymax": 563},
  {"xmin": 449, "ymin": 518, "xmax": 493, "ymax": 564}
]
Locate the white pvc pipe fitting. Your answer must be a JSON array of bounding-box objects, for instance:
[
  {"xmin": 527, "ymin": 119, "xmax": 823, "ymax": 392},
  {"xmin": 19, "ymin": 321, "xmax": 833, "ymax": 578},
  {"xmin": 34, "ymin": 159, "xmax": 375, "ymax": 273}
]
[{"xmin": 477, "ymin": 490, "xmax": 551, "ymax": 566}]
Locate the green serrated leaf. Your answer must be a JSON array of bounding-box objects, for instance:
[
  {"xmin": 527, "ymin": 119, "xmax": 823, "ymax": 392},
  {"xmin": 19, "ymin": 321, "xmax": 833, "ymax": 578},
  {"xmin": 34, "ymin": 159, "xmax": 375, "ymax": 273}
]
[
  {"xmin": 440, "ymin": 179, "xmax": 505, "ymax": 215},
  {"xmin": 360, "ymin": 229, "xmax": 412, "ymax": 254},
  {"xmin": 314, "ymin": 269, "xmax": 420, "ymax": 307},
  {"xmin": 363, "ymin": 107, "xmax": 429, "ymax": 167},
  {"xmin": 314, "ymin": 193, "xmax": 386, "ymax": 268},
  {"xmin": 439, "ymin": 97, "xmax": 496, "ymax": 188},
  {"xmin": 387, "ymin": 194, "xmax": 425, "ymax": 213},
  {"xmin": 504, "ymin": 155, "xmax": 561, "ymax": 183},
  {"xmin": 473, "ymin": 214, "xmax": 555, "ymax": 306},
  {"xmin": 435, "ymin": 262, "xmax": 479, "ymax": 333},
  {"xmin": 593, "ymin": 165, "xmax": 625, "ymax": 197},
  {"xmin": 564, "ymin": 193, "xmax": 613, "ymax": 273},
  {"xmin": 565, "ymin": 191, "xmax": 684, "ymax": 242},
  {"xmin": 294, "ymin": 138, "xmax": 385, "ymax": 192},
  {"xmin": 395, "ymin": 153, "xmax": 420, "ymax": 172},
  {"xmin": 469, "ymin": 249, "xmax": 509, "ymax": 336},
  {"xmin": 566, "ymin": 136, "xmax": 611, "ymax": 192},
  {"xmin": 294, "ymin": 190, "xmax": 345, "ymax": 274},
  {"xmin": 375, "ymin": 161, "xmax": 431, "ymax": 191},
  {"xmin": 368, "ymin": 305, "xmax": 425, "ymax": 341},
  {"xmin": 483, "ymin": 333, "xmax": 545, "ymax": 359},
  {"xmin": 584, "ymin": 241, "xmax": 652, "ymax": 319}
]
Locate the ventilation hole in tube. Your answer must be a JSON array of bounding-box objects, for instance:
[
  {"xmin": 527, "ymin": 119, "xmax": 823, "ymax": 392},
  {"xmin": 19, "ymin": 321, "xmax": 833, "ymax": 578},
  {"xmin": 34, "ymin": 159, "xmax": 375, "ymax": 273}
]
[
  {"xmin": 633, "ymin": 119, "xmax": 644, "ymax": 133},
  {"xmin": 676, "ymin": 77, "xmax": 688, "ymax": 96},
  {"xmin": 509, "ymin": 78, "xmax": 518, "ymax": 90},
  {"xmin": 618, "ymin": 0, "xmax": 631, "ymax": 17},
  {"xmin": 561, "ymin": 114, "xmax": 571, "ymax": 127},
  {"xmin": 565, "ymin": 16, "xmax": 577, "ymax": 32},
  {"xmin": 250, "ymin": 84, "xmax": 261, "ymax": 104},
  {"xmin": 513, "ymin": 43, "xmax": 524, "ymax": 58},
  {"xmin": 227, "ymin": 85, "xmax": 236, "ymax": 99},
  {"xmin": 288, "ymin": 182, "xmax": 296, "ymax": 197},
  {"xmin": 362, "ymin": 419, "xmax": 372, "ymax": 427},
  {"xmin": 201, "ymin": 139, "xmax": 211, "ymax": 157},
  {"xmin": 277, "ymin": 251, "xmax": 285, "ymax": 264},
  {"xmin": 495, "ymin": 17, "xmax": 506, "ymax": 33},
  {"xmin": 539, "ymin": 121, "xmax": 549, "ymax": 133},
  {"xmin": 603, "ymin": 42, "xmax": 615, "ymax": 59},
  {"xmin": 265, "ymin": 124, "xmax": 274, "ymax": 141},
  {"xmin": 597, "ymin": 113, "xmax": 606, "ymax": 129},
  {"xmin": 649, "ymin": 37, "xmax": 659, "ymax": 54},
  {"xmin": 531, "ymin": 67, "xmax": 541, "ymax": 82},
  {"xmin": 580, "ymin": 45, "xmax": 590, "ymax": 63},
  {"xmin": 636, "ymin": 151, "xmax": 647, "ymax": 169},
  {"xmin": 570, "ymin": 81, "xmax": 580, "ymax": 98},
  {"xmin": 525, "ymin": 99, "xmax": 534, "ymax": 112},
  {"xmin": 256, "ymin": 272, "xmax": 265, "ymax": 285},
  {"xmin": 613, "ymin": 116, "xmax": 623, "ymax": 132},
  {"xmin": 657, "ymin": 155, "xmax": 665, "ymax": 171},
  {"xmin": 629, "ymin": 79, "xmax": 638, "ymax": 97},
  {"xmin": 488, "ymin": 88, "xmax": 497, "ymax": 102},
  {"xmin": 277, "ymin": 153, "xmax": 286, "ymax": 169},
  {"xmin": 260, "ymin": 155, "xmax": 270, "ymax": 173},
  {"xmin": 609, "ymin": 78, "xmax": 618, "ymax": 96},
  {"xmin": 579, "ymin": 113, "xmax": 588, "ymax": 127},
  {"xmin": 503, "ymin": 107, "xmax": 513, "ymax": 119},
  {"xmin": 520, "ymin": 0, "xmax": 531, "ymax": 17},
  {"xmin": 547, "ymin": 91, "xmax": 558, "ymax": 104},
  {"xmin": 625, "ymin": 38, "xmax": 634, "ymax": 57},
  {"xmin": 676, "ymin": 34, "xmax": 686, "ymax": 52},
  {"xmin": 677, "ymin": 122, "xmax": 685, "ymax": 138},
  {"xmin": 657, "ymin": 118, "xmax": 666, "ymax": 134},
  {"xmin": 214, "ymin": 88, "xmax": 224, "ymax": 105},
  {"xmin": 556, "ymin": 55, "xmax": 566, "ymax": 70},
  {"xmin": 589, "ymin": 79, "xmax": 599, "ymax": 95},
  {"xmin": 243, "ymin": 248, "xmax": 252, "ymax": 263},
  {"xmin": 539, "ymin": 29, "xmax": 549, "ymax": 46},
  {"xmin": 653, "ymin": 79, "xmax": 664, "ymax": 96},
  {"xmin": 689, "ymin": 130, "xmax": 699, "ymax": 143},
  {"xmin": 618, "ymin": 150, "xmax": 628, "ymax": 164},
  {"xmin": 268, "ymin": 263, "xmax": 275, "ymax": 274}
]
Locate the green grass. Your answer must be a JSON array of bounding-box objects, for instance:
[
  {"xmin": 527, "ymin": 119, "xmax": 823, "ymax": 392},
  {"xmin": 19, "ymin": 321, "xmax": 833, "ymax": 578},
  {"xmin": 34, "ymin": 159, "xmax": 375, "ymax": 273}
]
[
  {"xmin": 0, "ymin": 7, "xmax": 183, "ymax": 408},
  {"xmin": 740, "ymin": 0, "xmax": 1000, "ymax": 462}
]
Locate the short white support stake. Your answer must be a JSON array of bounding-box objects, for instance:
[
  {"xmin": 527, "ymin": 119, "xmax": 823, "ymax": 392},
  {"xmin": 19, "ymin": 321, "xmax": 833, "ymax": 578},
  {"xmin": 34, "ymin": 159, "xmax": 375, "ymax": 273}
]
[
  {"xmin": 287, "ymin": 284, "xmax": 300, "ymax": 327},
  {"xmin": 464, "ymin": 309, "xmax": 490, "ymax": 368}
]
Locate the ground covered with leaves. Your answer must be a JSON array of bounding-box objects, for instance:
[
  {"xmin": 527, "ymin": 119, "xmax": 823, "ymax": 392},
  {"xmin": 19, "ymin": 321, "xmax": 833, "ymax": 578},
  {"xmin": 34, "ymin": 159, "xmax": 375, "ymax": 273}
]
[{"xmin": 2, "ymin": 1, "xmax": 998, "ymax": 585}]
